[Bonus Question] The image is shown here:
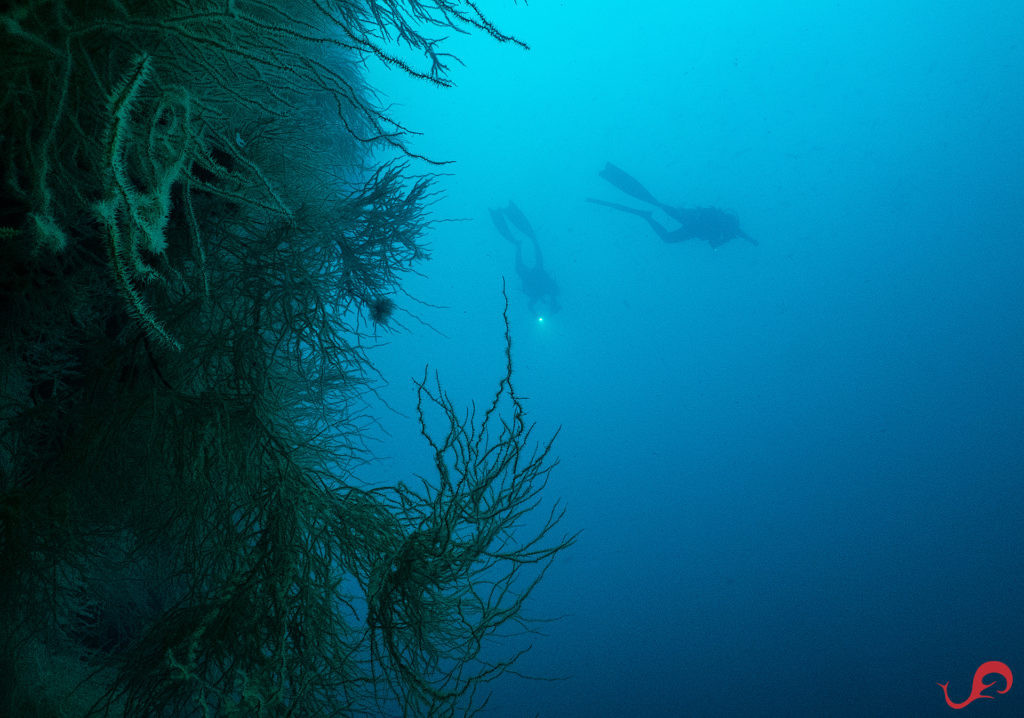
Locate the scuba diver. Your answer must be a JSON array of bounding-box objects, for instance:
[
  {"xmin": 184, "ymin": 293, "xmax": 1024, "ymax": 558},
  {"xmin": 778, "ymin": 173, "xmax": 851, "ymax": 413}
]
[
  {"xmin": 489, "ymin": 201, "xmax": 561, "ymax": 316},
  {"xmin": 587, "ymin": 162, "xmax": 756, "ymax": 249}
]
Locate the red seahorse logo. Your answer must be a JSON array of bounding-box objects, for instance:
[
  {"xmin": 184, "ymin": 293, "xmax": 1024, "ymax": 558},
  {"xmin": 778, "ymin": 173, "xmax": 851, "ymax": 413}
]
[{"xmin": 937, "ymin": 660, "xmax": 1013, "ymax": 709}]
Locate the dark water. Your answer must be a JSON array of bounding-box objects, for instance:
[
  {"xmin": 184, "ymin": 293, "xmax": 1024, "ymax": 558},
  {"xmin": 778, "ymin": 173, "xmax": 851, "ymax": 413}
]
[{"xmin": 365, "ymin": 2, "xmax": 1024, "ymax": 715}]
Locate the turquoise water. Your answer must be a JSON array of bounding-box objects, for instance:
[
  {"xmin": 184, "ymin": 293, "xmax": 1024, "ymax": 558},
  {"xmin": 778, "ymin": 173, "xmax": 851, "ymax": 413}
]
[{"xmin": 365, "ymin": 2, "xmax": 1024, "ymax": 715}]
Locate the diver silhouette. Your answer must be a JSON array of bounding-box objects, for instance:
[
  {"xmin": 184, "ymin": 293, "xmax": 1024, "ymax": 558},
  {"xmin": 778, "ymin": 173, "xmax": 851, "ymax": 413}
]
[
  {"xmin": 489, "ymin": 201, "xmax": 561, "ymax": 316},
  {"xmin": 587, "ymin": 162, "xmax": 755, "ymax": 249}
]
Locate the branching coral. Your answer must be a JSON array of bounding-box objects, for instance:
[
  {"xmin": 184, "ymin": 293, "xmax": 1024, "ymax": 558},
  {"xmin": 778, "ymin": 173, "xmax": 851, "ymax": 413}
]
[
  {"xmin": 0, "ymin": 2, "xmax": 568, "ymax": 717},
  {"xmin": 365, "ymin": 297, "xmax": 577, "ymax": 713}
]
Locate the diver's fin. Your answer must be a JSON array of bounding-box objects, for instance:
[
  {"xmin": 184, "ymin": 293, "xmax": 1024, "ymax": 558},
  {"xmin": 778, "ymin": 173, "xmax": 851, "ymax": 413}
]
[
  {"xmin": 598, "ymin": 162, "xmax": 661, "ymax": 206},
  {"xmin": 586, "ymin": 197, "xmax": 654, "ymax": 218},
  {"xmin": 489, "ymin": 208, "xmax": 519, "ymax": 244},
  {"xmin": 504, "ymin": 201, "xmax": 536, "ymax": 240}
]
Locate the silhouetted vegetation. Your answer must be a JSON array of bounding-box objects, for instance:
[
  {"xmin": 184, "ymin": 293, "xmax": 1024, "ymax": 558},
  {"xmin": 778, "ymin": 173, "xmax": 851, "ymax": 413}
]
[{"xmin": 0, "ymin": 2, "xmax": 572, "ymax": 716}]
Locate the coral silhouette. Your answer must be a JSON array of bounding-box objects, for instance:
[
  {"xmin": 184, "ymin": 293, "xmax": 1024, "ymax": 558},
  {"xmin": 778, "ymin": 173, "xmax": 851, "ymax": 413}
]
[{"xmin": 0, "ymin": 2, "xmax": 572, "ymax": 716}]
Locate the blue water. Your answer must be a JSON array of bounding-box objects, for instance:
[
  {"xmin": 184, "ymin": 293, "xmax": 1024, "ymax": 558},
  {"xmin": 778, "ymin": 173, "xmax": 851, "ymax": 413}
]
[{"xmin": 363, "ymin": 1, "xmax": 1024, "ymax": 715}]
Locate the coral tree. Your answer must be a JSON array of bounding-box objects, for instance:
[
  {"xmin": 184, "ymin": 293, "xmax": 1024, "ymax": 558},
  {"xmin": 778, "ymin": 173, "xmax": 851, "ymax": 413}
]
[{"xmin": 0, "ymin": 2, "xmax": 574, "ymax": 716}]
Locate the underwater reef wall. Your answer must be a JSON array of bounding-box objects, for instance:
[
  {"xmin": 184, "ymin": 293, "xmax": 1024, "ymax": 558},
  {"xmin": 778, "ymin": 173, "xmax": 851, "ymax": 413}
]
[{"xmin": 0, "ymin": 2, "xmax": 573, "ymax": 716}]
